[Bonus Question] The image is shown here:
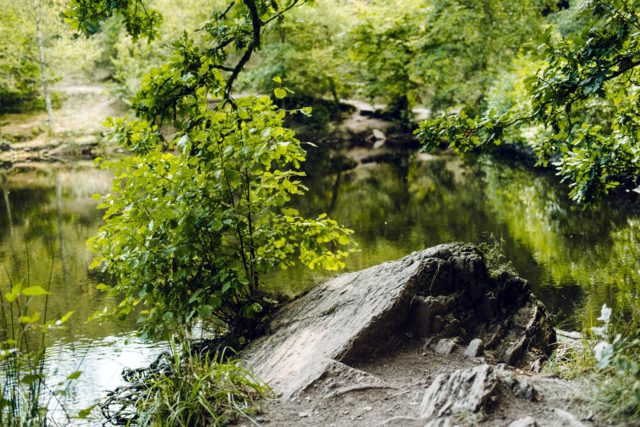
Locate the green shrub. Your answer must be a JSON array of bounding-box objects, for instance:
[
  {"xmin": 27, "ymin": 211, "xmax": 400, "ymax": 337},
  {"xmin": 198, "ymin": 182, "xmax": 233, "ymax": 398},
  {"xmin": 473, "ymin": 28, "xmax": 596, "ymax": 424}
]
[
  {"xmin": 591, "ymin": 304, "xmax": 640, "ymax": 423},
  {"xmin": 89, "ymin": 95, "xmax": 354, "ymax": 340}
]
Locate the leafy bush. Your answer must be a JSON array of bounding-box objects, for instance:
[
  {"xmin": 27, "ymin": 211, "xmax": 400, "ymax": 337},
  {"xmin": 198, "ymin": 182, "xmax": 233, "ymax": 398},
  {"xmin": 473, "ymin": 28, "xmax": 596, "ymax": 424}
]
[{"xmin": 89, "ymin": 95, "xmax": 354, "ymax": 340}]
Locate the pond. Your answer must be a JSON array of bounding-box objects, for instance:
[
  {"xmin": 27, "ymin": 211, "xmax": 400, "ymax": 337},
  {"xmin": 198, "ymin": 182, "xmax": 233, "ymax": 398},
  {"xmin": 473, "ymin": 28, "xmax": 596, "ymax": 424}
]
[
  {"xmin": 1, "ymin": 150, "xmax": 639, "ymax": 423},
  {"xmin": 0, "ymin": 164, "xmax": 165, "ymax": 425}
]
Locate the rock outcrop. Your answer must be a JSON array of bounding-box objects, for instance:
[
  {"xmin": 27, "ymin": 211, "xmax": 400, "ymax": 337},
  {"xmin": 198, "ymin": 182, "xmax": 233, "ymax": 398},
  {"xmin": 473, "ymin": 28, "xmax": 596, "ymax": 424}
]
[
  {"xmin": 243, "ymin": 243, "xmax": 556, "ymax": 400},
  {"xmin": 419, "ymin": 364, "xmax": 535, "ymax": 420}
]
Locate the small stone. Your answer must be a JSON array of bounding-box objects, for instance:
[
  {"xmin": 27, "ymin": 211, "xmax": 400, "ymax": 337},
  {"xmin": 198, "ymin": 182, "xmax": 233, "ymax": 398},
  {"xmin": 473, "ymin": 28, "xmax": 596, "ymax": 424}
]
[
  {"xmin": 420, "ymin": 364, "xmax": 498, "ymax": 418},
  {"xmin": 464, "ymin": 338, "xmax": 484, "ymax": 358},
  {"xmin": 298, "ymin": 412, "xmax": 309, "ymax": 418},
  {"xmin": 500, "ymin": 369, "xmax": 537, "ymax": 401},
  {"xmin": 435, "ymin": 338, "xmax": 457, "ymax": 355},
  {"xmin": 363, "ymin": 406, "xmax": 373, "ymax": 411},
  {"xmin": 503, "ymin": 336, "xmax": 527, "ymax": 365},
  {"xmin": 553, "ymin": 408, "xmax": 586, "ymax": 426},
  {"xmin": 508, "ymin": 416, "xmax": 537, "ymax": 427},
  {"xmin": 343, "ymin": 410, "xmax": 349, "ymax": 415}
]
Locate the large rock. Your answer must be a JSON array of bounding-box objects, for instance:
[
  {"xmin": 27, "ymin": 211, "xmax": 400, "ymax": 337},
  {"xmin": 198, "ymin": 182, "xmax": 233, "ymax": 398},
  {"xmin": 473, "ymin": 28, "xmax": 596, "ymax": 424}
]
[{"xmin": 243, "ymin": 243, "xmax": 555, "ymax": 399}]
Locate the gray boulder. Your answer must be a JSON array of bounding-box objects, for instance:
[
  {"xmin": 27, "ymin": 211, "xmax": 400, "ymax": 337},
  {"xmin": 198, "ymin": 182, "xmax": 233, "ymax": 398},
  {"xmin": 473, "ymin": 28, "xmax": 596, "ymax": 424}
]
[{"xmin": 243, "ymin": 243, "xmax": 555, "ymax": 400}]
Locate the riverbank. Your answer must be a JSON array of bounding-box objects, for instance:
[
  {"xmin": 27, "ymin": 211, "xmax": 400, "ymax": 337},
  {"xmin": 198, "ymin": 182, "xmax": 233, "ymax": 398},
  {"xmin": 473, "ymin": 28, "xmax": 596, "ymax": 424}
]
[
  {"xmin": 2, "ymin": 92, "xmax": 639, "ymax": 425},
  {"xmin": 0, "ymin": 79, "xmax": 125, "ymax": 168}
]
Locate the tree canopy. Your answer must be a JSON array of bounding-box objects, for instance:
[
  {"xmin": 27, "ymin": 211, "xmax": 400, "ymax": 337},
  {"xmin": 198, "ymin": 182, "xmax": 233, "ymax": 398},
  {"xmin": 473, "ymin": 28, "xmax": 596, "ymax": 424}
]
[
  {"xmin": 418, "ymin": 0, "xmax": 640, "ymax": 203},
  {"xmin": 69, "ymin": 0, "xmax": 355, "ymax": 338}
]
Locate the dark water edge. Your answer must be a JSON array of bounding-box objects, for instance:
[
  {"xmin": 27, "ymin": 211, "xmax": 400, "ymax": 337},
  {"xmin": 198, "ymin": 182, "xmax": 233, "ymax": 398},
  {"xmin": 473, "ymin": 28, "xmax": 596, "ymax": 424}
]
[{"xmin": 275, "ymin": 146, "xmax": 640, "ymax": 331}]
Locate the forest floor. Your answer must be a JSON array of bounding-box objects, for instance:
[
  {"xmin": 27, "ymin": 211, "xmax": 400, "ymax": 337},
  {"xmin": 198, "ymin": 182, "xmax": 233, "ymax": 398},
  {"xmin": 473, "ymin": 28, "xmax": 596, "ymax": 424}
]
[{"xmin": 236, "ymin": 337, "xmax": 602, "ymax": 427}]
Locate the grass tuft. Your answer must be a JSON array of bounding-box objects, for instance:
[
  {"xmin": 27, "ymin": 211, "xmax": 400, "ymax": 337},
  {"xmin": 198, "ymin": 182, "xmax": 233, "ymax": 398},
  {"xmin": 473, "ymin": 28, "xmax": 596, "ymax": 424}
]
[{"xmin": 103, "ymin": 341, "xmax": 272, "ymax": 426}]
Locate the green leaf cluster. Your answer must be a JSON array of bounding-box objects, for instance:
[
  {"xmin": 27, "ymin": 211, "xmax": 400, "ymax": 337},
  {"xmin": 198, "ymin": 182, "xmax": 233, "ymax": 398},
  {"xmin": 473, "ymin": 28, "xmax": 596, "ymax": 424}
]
[
  {"xmin": 1, "ymin": 278, "xmax": 81, "ymax": 425},
  {"xmin": 0, "ymin": 4, "xmax": 41, "ymax": 112},
  {"xmin": 418, "ymin": 0, "xmax": 640, "ymax": 203},
  {"xmin": 66, "ymin": 0, "xmax": 162, "ymax": 40}
]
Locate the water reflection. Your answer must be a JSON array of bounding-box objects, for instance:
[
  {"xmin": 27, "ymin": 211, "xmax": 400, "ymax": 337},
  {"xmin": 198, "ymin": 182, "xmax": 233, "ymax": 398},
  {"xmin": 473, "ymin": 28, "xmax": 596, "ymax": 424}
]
[
  {"xmin": 0, "ymin": 165, "xmax": 166, "ymax": 425},
  {"xmin": 0, "ymin": 165, "xmax": 138, "ymax": 340},
  {"xmin": 275, "ymin": 148, "xmax": 640, "ymax": 330},
  {"xmin": 1, "ymin": 150, "xmax": 639, "ymax": 423},
  {"xmin": 46, "ymin": 334, "xmax": 164, "ymax": 426}
]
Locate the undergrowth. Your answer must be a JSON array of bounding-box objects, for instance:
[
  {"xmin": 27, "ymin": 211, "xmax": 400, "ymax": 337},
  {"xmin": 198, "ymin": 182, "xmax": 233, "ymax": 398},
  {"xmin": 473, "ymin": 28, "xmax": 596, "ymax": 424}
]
[
  {"xmin": 478, "ymin": 234, "xmax": 516, "ymax": 279},
  {"xmin": 544, "ymin": 304, "xmax": 640, "ymax": 425},
  {"xmin": 101, "ymin": 339, "xmax": 271, "ymax": 426},
  {"xmin": 0, "ymin": 263, "xmax": 85, "ymax": 426}
]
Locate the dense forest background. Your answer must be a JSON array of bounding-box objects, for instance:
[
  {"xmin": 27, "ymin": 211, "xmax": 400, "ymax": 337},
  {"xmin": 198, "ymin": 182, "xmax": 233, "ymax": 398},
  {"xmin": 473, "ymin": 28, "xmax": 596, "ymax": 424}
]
[{"xmin": 2, "ymin": 0, "xmax": 639, "ymax": 203}]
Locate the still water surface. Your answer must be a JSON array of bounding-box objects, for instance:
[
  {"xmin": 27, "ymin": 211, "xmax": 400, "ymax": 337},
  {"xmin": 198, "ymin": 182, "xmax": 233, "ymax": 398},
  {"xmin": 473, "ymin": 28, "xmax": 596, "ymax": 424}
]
[{"xmin": 1, "ymin": 151, "xmax": 639, "ymax": 423}]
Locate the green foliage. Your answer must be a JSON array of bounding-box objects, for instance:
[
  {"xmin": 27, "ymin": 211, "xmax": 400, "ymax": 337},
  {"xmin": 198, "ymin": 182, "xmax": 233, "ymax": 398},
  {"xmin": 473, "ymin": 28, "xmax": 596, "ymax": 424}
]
[
  {"xmin": 0, "ymin": 275, "xmax": 84, "ymax": 425},
  {"xmin": 90, "ymin": 95, "xmax": 353, "ymax": 338},
  {"xmin": 477, "ymin": 235, "xmax": 516, "ymax": 279},
  {"xmin": 235, "ymin": 0, "xmax": 554, "ymax": 123},
  {"xmin": 126, "ymin": 343, "xmax": 271, "ymax": 426},
  {"xmin": 544, "ymin": 339, "xmax": 597, "ymax": 380},
  {"xmin": 240, "ymin": 0, "xmax": 352, "ymax": 107},
  {"xmin": 91, "ymin": 0, "xmax": 219, "ymax": 97},
  {"xmin": 0, "ymin": 4, "xmax": 41, "ymax": 112},
  {"xmin": 66, "ymin": 0, "xmax": 162, "ymax": 40},
  {"xmin": 589, "ymin": 304, "xmax": 640, "ymax": 423},
  {"xmin": 418, "ymin": 0, "xmax": 640, "ymax": 203},
  {"xmin": 346, "ymin": 0, "xmax": 421, "ymax": 122},
  {"xmin": 0, "ymin": 0, "xmax": 103, "ymax": 113},
  {"xmin": 344, "ymin": 0, "xmax": 555, "ymax": 120}
]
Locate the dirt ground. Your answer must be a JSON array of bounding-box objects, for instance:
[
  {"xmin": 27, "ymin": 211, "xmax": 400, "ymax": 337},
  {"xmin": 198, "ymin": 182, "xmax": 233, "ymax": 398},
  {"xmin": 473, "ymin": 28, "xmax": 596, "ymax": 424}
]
[{"xmin": 235, "ymin": 338, "xmax": 600, "ymax": 427}]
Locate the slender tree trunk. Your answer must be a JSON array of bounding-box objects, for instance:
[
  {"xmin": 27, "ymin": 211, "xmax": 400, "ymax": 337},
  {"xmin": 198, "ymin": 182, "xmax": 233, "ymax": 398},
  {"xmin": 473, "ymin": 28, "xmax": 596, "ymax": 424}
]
[
  {"xmin": 33, "ymin": 0, "xmax": 53, "ymax": 128},
  {"xmin": 2, "ymin": 183, "xmax": 19, "ymax": 269},
  {"xmin": 56, "ymin": 175, "xmax": 68, "ymax": 286}
]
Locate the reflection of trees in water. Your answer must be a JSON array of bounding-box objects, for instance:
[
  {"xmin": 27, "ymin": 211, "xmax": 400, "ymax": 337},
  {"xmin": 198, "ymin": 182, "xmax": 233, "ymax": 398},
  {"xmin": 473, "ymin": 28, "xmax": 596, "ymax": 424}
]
[
  {"xmin": 0, "ymin": 168, "xmax": 137, "ymax": 341},
  {"xmin": 479, "ymin": 157, "xmax": 640, "ymax": 327},
  {"xmin": 3, "ymin": 158, "xmax": 631, "ymax": 332},
  {"xmin": 287, "ymin": 150, "xmax": 640, "ymax": 329}
]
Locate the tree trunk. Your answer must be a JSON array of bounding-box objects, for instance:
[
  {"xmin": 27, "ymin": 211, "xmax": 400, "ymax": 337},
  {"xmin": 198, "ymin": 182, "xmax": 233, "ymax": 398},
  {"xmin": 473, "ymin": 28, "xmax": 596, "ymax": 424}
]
[{"xmin": 33, "ymin": 0, "xmax": 53, "ymax": 128}]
